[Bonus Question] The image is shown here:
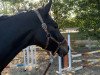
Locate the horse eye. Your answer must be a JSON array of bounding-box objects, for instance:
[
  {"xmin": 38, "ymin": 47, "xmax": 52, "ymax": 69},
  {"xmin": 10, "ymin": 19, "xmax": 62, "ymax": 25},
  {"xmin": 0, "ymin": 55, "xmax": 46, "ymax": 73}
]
[{"xmin": 54, "ymin": 25, "xmax": 58, "ymax": 29}]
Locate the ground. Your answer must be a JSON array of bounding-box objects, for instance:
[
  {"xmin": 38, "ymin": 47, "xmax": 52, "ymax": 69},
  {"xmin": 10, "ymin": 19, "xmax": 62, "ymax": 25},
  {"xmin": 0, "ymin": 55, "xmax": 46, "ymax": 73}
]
[{"xmin": 1, "ymin": 48, "xmax": 100, "ymax": 75}]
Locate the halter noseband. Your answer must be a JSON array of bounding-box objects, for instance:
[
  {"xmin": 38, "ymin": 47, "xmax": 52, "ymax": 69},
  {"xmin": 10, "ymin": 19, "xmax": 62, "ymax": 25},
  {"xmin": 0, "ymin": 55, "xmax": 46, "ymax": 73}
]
[{"xmin": 34, "ymin": 10, "xmax": 65, "ymax": 55}]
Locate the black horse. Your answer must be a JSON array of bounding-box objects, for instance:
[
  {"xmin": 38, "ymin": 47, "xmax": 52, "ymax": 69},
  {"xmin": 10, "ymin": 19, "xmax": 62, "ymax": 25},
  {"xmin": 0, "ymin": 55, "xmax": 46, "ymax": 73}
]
[{"xmin": 0, "ymin": 0, "xmax": 68, "ymax": 74}]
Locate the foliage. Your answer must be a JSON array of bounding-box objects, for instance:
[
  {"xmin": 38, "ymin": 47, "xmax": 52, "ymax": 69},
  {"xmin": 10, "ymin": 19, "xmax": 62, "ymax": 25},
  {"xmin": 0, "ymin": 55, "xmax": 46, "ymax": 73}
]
[
  {"xmin": 0, "ymin": 0, "xmax": 99, "ymax": 40},
  {"xmin": 1, "ymin": 0, "xmax": 24, "ymax": 4},
  {"xmin": 52, "ymin": 0, "xmax": 78, "ymax": 28},
  {"xmin": 75, "ymin": 0, "xmax": 100, "ymax": 40},
  {"xmin": 0, "ymin": 0, "xmax": 25, "ymax": 14}
]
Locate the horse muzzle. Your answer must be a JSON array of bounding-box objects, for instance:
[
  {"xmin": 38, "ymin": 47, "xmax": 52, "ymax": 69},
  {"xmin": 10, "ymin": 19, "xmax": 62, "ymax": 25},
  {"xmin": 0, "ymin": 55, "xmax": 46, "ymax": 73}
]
[{"xmin": 57, "ymin": 40, "xmax": 69, "ymax": 57}]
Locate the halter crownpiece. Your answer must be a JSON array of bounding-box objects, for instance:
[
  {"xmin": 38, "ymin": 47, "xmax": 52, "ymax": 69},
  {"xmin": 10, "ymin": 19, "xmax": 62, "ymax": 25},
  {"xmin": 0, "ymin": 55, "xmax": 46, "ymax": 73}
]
[{"xmin": 34, "ymin": 10, "xmax": 48, "ymax": 32}]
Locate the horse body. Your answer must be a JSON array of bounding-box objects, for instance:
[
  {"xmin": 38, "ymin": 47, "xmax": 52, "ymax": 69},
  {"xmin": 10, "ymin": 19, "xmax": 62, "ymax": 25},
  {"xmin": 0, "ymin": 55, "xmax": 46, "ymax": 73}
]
[{"xmin": 0, "ymin": 11, "xmax": 38, "ymax": 72}]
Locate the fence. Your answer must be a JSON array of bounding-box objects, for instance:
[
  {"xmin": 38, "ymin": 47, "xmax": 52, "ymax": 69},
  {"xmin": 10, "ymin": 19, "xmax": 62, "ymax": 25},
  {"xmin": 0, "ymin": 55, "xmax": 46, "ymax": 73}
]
[{"xmin": 57, "ymin": 32, "xmax": 100, "ymax": 75}]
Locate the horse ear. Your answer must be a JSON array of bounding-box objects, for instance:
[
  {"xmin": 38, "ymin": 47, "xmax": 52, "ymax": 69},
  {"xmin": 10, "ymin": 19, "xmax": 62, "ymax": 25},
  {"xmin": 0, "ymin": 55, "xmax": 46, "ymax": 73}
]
[{"xmin": 43, "ymin": 0, "xmax": 52, "ymax": 14}]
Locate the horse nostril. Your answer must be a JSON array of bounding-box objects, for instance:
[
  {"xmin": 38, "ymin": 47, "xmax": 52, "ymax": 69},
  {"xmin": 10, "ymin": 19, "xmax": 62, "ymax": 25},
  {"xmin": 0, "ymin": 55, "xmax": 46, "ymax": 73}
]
[
  {"xmin": 57, "ymin": 47, "xmax": 68, "ymax": 57},
  {"xmin": 63, "ymin": 49, "xmax": 68, "ymax": 56}
]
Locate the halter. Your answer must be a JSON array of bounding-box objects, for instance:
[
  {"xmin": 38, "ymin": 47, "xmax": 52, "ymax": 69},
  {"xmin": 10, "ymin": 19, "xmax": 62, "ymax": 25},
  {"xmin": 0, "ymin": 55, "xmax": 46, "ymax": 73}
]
[{"xmin": 34, "ymin": 10, "xmax": 65, "ymax": 55}]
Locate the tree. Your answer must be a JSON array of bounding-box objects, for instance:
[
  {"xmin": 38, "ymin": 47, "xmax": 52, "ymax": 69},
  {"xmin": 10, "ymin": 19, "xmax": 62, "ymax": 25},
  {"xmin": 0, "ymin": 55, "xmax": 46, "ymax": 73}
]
[
  {"xmin": 53, "ymin": 0, "xmax": 100, "ymax": 40},
  {"xmin": 75, "ymin": 0, "xmax": 100, "ymax": 40},
  {"xmin": 0, "ymin": 0, "xmax": 99, "ymax": 40},
  {"xmin": 0, "ymin": 0, "xmax": 26, "ymax": 14},
  {"xmin": 52, "ymin": 0, "xmax": 78, "ymax": 28}
]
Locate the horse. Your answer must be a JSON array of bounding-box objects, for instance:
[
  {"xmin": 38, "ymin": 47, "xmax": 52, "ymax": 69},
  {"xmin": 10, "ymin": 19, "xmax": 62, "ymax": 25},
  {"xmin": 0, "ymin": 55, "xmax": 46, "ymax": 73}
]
[{"xmin": 0, "ymin": 0, "xmax": 68, "ymax": 74}]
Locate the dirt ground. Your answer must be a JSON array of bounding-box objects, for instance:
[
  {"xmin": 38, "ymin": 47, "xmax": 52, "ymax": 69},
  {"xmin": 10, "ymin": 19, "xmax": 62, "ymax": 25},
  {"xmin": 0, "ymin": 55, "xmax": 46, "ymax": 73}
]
[{"xmin": 1, "ymin": 49, "xmax": 100, "ymax": 75}]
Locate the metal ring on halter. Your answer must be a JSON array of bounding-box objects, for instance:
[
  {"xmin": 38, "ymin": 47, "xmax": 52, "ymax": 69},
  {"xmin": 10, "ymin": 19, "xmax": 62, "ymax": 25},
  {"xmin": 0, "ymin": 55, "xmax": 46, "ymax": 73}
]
[{"xmin": 42, "ymin": 23, "xmax": 47, "ymax": 30}]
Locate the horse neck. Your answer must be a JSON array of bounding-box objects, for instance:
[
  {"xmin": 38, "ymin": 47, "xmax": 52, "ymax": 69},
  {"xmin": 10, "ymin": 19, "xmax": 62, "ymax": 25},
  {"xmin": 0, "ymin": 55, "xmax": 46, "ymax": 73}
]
[
  {"xmin": 14, "ymin": 11, "xmax": 40, "ymax": 47},
  {"xmin": 0, "ymin": 11, "xmax": 40, "ymax": 50}
]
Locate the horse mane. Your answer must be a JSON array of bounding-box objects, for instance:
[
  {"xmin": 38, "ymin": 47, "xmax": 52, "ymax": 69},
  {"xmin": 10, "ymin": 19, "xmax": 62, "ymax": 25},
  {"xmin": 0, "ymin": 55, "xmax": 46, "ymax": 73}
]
[
  {"xmin": 0, "ymin": 15, "xmax": 10, "ymax": 21},
  {"xmin": 0, "ymin": 11, "xmax": 29, "ymax": 22}
]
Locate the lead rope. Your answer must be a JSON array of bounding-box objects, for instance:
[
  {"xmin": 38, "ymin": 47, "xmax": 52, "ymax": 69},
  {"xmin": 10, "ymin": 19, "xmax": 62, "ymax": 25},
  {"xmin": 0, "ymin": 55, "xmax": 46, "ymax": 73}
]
[{"xmin": 43, "ymin": 52, "xmax": 54, "ymax": 75}]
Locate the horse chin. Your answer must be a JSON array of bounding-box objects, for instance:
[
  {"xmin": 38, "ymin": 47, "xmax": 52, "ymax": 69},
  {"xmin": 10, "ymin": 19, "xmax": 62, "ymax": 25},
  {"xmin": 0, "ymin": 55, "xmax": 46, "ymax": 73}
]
[{"xmin": 57, "ymin": 47, "xmax": 68, "ymax": 57}]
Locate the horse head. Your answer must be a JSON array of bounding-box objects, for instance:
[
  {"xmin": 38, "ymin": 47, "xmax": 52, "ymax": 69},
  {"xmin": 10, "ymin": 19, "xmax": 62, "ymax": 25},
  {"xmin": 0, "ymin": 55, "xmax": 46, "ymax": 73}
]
[{"xmin": 34, "ymin": 0, "xmax": 68, "ymax": 57}]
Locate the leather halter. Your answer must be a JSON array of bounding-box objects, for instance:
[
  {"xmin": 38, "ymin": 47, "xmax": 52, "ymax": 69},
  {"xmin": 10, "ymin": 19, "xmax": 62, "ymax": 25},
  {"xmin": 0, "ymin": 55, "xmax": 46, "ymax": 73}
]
[{"xmin": 34, "ymin": 10, "xmax": 65, "ymax": 55}]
